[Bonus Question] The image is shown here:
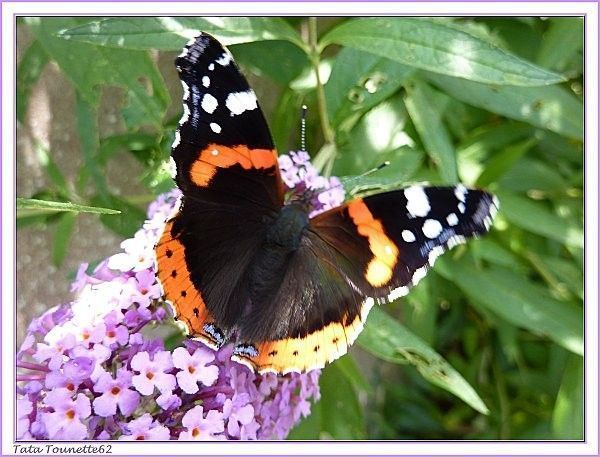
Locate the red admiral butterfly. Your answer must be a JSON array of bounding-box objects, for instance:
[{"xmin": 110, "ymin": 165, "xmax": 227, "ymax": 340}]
[{"xmin": 155, "ymin": 33, "xmax": 499, "ymax": 374}]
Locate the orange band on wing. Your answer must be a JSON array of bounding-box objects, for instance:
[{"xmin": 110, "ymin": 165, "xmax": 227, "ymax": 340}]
[
  {"xmin": 231, "ymin": 301, "xmax": 373, "ymax": 374},
  {"xmin": 348, "ymin": 199, "xmax": 399, "ymax": 287},
  {"xmin": 190, "ymin": 144, "xmax": 277, "ymax": 187},
  {"xmin": 155, "ymin": 218, "xmax": 222, "ymax": 348}
]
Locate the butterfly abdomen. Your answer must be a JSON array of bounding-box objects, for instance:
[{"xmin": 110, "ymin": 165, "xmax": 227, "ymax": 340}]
[{"xmin": 239, "ymin": 204, "xmax": 310, "ymax": 340}]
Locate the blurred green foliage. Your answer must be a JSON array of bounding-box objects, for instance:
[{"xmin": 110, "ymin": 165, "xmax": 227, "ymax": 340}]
[{"xmin": 17, "ymin": 17, "xmax": 583, "ymax": 440}]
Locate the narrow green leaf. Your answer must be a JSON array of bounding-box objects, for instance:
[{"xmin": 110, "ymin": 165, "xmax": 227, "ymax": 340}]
[
  {"xmin": 52, "ymin": 212, "xmax": 76, "ymax": 266},
  {"xmin": 17, "ymin": 40, "xmax": 49, "ymax": 123},
  {"xmin": 270, "ymin": 87, "xmax": 305, "ymax": 153},
  {"xmin": 496, "ymin": 190, "xmax": 583, "ymax": 248},
  {"xmin": 358, "ymin": 307, "xmax": 489, "ymax": 414},
  {"xmin": 325, "ymin": 47, "xmax": 413, "ymax": 130},
  {"xmin": 537, "ymin": 18, "xmax": 583, "ymax": 73},
  {"xmin": 340, "ymin": 146, "xmax": 423, "ymax": 198},
  {"xmin": 27, "ymin": 18, "xmax": 169, "ymax": 129},
  {"xmin": 16, "ymin": 198, "xmax": 120, "ymax": 215},
  {"xmin": 318, "ymin": 363, "xmax": 366, "ymax": 439},
  {"xmin": 532, "ymin": 253, "xmax": 583, "ymax": 301},
  {"xmin": 436, "ymin": 258, "xmax": 584, "ymax": 356},
  {"xmin": 92, "ymin": 194, "xmax": 146, "ymax": 238},
  {"xmin": 334, "ymin": 353, "xmax": 372, "ymax": 394},
  {"xmin": 475, "ymin": 138, "xmax": 537, "ymax": 187},
  {"xmin": 552, "ymin": 355, "xmax": 583, "ymax": 439},
  {"xmin": 321, "ymin": 18, "xmax": 565, "ymax": 86},
  {"xmin": 425, "ymin": 72, "xmax": 583, "ymax": 140},
  {"xmin": 35, "ymin": 144, "xmax": 70, "ymax": 196},
  {"xmin": 404, "ymin": 79, "xmax": 458, "ymax": 183},
  {"xmin": 499, "ymin": 157, "xmax": 569, "ymax": 193},
  {"xmin": 57, "ymin": 17, "xmax": 304, "ymax": 50},
  {"xmin": 75, "ymin": 95, "xmax": 107, "ymax": 198}
]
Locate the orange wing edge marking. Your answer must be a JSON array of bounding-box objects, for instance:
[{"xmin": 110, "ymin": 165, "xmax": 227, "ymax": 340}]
[{"xmin": 231, "ymin": 297, "xmax": 375, "ymax": 374}]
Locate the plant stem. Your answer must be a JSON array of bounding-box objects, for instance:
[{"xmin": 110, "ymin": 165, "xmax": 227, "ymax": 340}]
[{"xmin": 308, "ymin": 17, "xmax": 336, "ymax": 175}]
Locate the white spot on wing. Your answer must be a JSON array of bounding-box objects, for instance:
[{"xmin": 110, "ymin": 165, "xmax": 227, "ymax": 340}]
[
  {"xmin": 181, "ymin": 81, "xmax": 190, "ymax": 101},
  {"xmin": 412, "ymin": 266, "xmax": 428, "ymax": 286},
  {"xmin": 201, "ymin": 94, "xmax": 218, "ymax": 114},
  {"xmin": 402, "ymin": 230, "xmax": 416, "ymax": 242},
  {"xmin": 225, "ymin": 90, "xmax": 258, "ymax": 116},
  {"xmin": 202, "ymin": 76, "xmax": 210, "ymax": 88},
  {"xmin": 208, "ymin": 63, "xmax": 215, "ymax": 71},
  {"xmin": 404, "ymin": 185, "xmax": 430, "ymax": 218},
  {"xmin": 422, "ymin": 219, "xmax": 443, "ymax": 239},
  {"xmin": 171, "ymin": 131, "xmax": 181, "ymax": 149},
  {"xmin": 446, "ymin": 213, "xmax": 459, "ymax": 226},
  {"xmin": 388, "ymin": 286, "xmax": 409, "ymax": 301},
  {"xmin": 180, "ymin": 104, "xmax": 190, "ymax": 124},
  {"xmin": 210, "ymin": 123, "xmax": 221, "ymax": 133},
  {"xmin": 428, "ymin": 246, "xmax": 445, "ymax": 265},
  {"xmin": 168, "ymin": 156, "xmax": 177, "ymax": 179},
  {"xmin": 458, "ymin": 202, "xmax": 466, "ymax": 213},
  {"xmin": 455, "ymin": 184, "xmax": 468, "ymax": 202},
  {"xmin": 216, "ymin": 52, "xmax": 232, "ymax": 66}
]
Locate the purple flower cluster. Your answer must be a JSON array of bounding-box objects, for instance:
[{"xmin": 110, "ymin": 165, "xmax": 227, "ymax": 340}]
[
  {"xmin": 16, "ymin": 152, "xmax": 342, "ymax": 441},
  {"xmin": 279, "ymin": 150, "xmax": 345, "ymax": 217}
]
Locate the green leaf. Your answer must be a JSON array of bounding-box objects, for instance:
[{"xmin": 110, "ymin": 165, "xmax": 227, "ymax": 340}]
[
  {"xmin": 404, "ymin": 79, "xmax": 458, "ymax": 183},
  {"xmin": 334, "ymin": 353, "xmax": 372, "ymax": 394},
  {"xmin": 499, "ymin": 157, "xmax": 569, "ymax": 193},
  {"xmin": 436, "ymin": 258, "xmax": 584, "ymax": 356},
  {"xmin": 52, "ymin": 212, "xmax": 76, "ymax": 266},
  {"xmin": 340, "ymin": 147, "xmax": 422, "ymax": 198},
  {"xmin": 16, "ymin": 198, "xmax": 120, "ymax": 215},
  {"xmin": 92, "ymin": 194, "xmax": 146, "ymax": 238},
  {"xmin": 17, "ymin": 40, "xmax": 49, "ymax": 123},
  {"xmin": 27, "ymin": 18, "xmax": 169, "ymax": 130},
  {"xmin": 537, "ymin": 18, "xmax": 583, "ymax": 74},
  {"xmin": 475, "ymin": 138, "xmax": 537, "ymax": 187},
  {"xmin": 325, "ymin": 47, "xmax": 413, "ymax": 130},
  {"xmin": 358, "ymin": 307, "xmax": 489, "ymax": 414},
  {"xmin": 75, "ymin": 95, "xmax": 108, "ymax": 198},
  {"xmin": 317, "ymin": 363, "xmax": 366, "ymax": 439},
  {"xmin": 333, "ymin": 94, "xmax": 411, "ymax": 176},
  {"xmin": 35, "ymin": 144, "xmax": 70, "ymax": 197},
  {"xmin": 57, "ymin": 17, "xmax": 304, "ymax": 50},
  {"xmin": 552, "ymin": 355, "xmax": 583, "ymax": 439},
  {"xmin": 531, "ymin": 253, "xmax": 583, "ymax": 301},
  {"xmin": 270, "ymin": 87, "xmax": 305, "ymax": 153},
  {"xmin": 425, "ymin": 72, "xmax": 583, "ymax": 140},
  {"xmin": 320, "ymin": 18, "xmax": 565, "ymax": 86},
  {"xmin": 231, "ymin": 40, "xmax": 309, "ymax": 87},
  {"xmin": 496, "ymin": 190, "xmax": 583, "ymax": 248}
]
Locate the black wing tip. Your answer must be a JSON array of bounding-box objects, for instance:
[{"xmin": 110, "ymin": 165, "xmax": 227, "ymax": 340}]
[{"xmin": 175, "ymin": 32, "xmax": 225, "ymax": 70}]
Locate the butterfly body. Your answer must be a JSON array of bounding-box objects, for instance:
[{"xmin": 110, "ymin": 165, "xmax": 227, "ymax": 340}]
[{"xmin": 156, "ymin": 33, "xmax": 499, "ymax": 374}]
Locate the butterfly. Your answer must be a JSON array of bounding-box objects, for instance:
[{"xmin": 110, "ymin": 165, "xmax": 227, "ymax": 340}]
[{"xmin": 155, "ymin": 33, "xmax": 499, "ymax": 374}]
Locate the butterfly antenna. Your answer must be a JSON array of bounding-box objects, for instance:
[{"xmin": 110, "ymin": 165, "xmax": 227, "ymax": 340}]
[
  {"xmin": 300, "ymin": 105, "xmax": 308, "ymax": 152},
  {"xmin": 310, "ymin": 160, "xmax": 391, "ymax": 200}
]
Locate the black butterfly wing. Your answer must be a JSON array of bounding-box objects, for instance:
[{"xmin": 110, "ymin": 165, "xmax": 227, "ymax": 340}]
[
  {"xmin": 232, "ymin": 185, "xmax": 498, "ymax": 373},
  {"xmin": 171, "ymin": 33, "xmax": 284, "ymax": 208},
  {"xmin": 156, "ymin": 33, "xmax": 282, "ymax": 347}
]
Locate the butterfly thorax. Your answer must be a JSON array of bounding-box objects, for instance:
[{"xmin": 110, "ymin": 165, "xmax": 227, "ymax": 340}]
[
  {"xmin": 265, "ymin": 203, "xmax": 310, "ymax": 250},
  {"xmin": 243, "ymin": 204, "xmax": 309, "ymax": 322}
]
